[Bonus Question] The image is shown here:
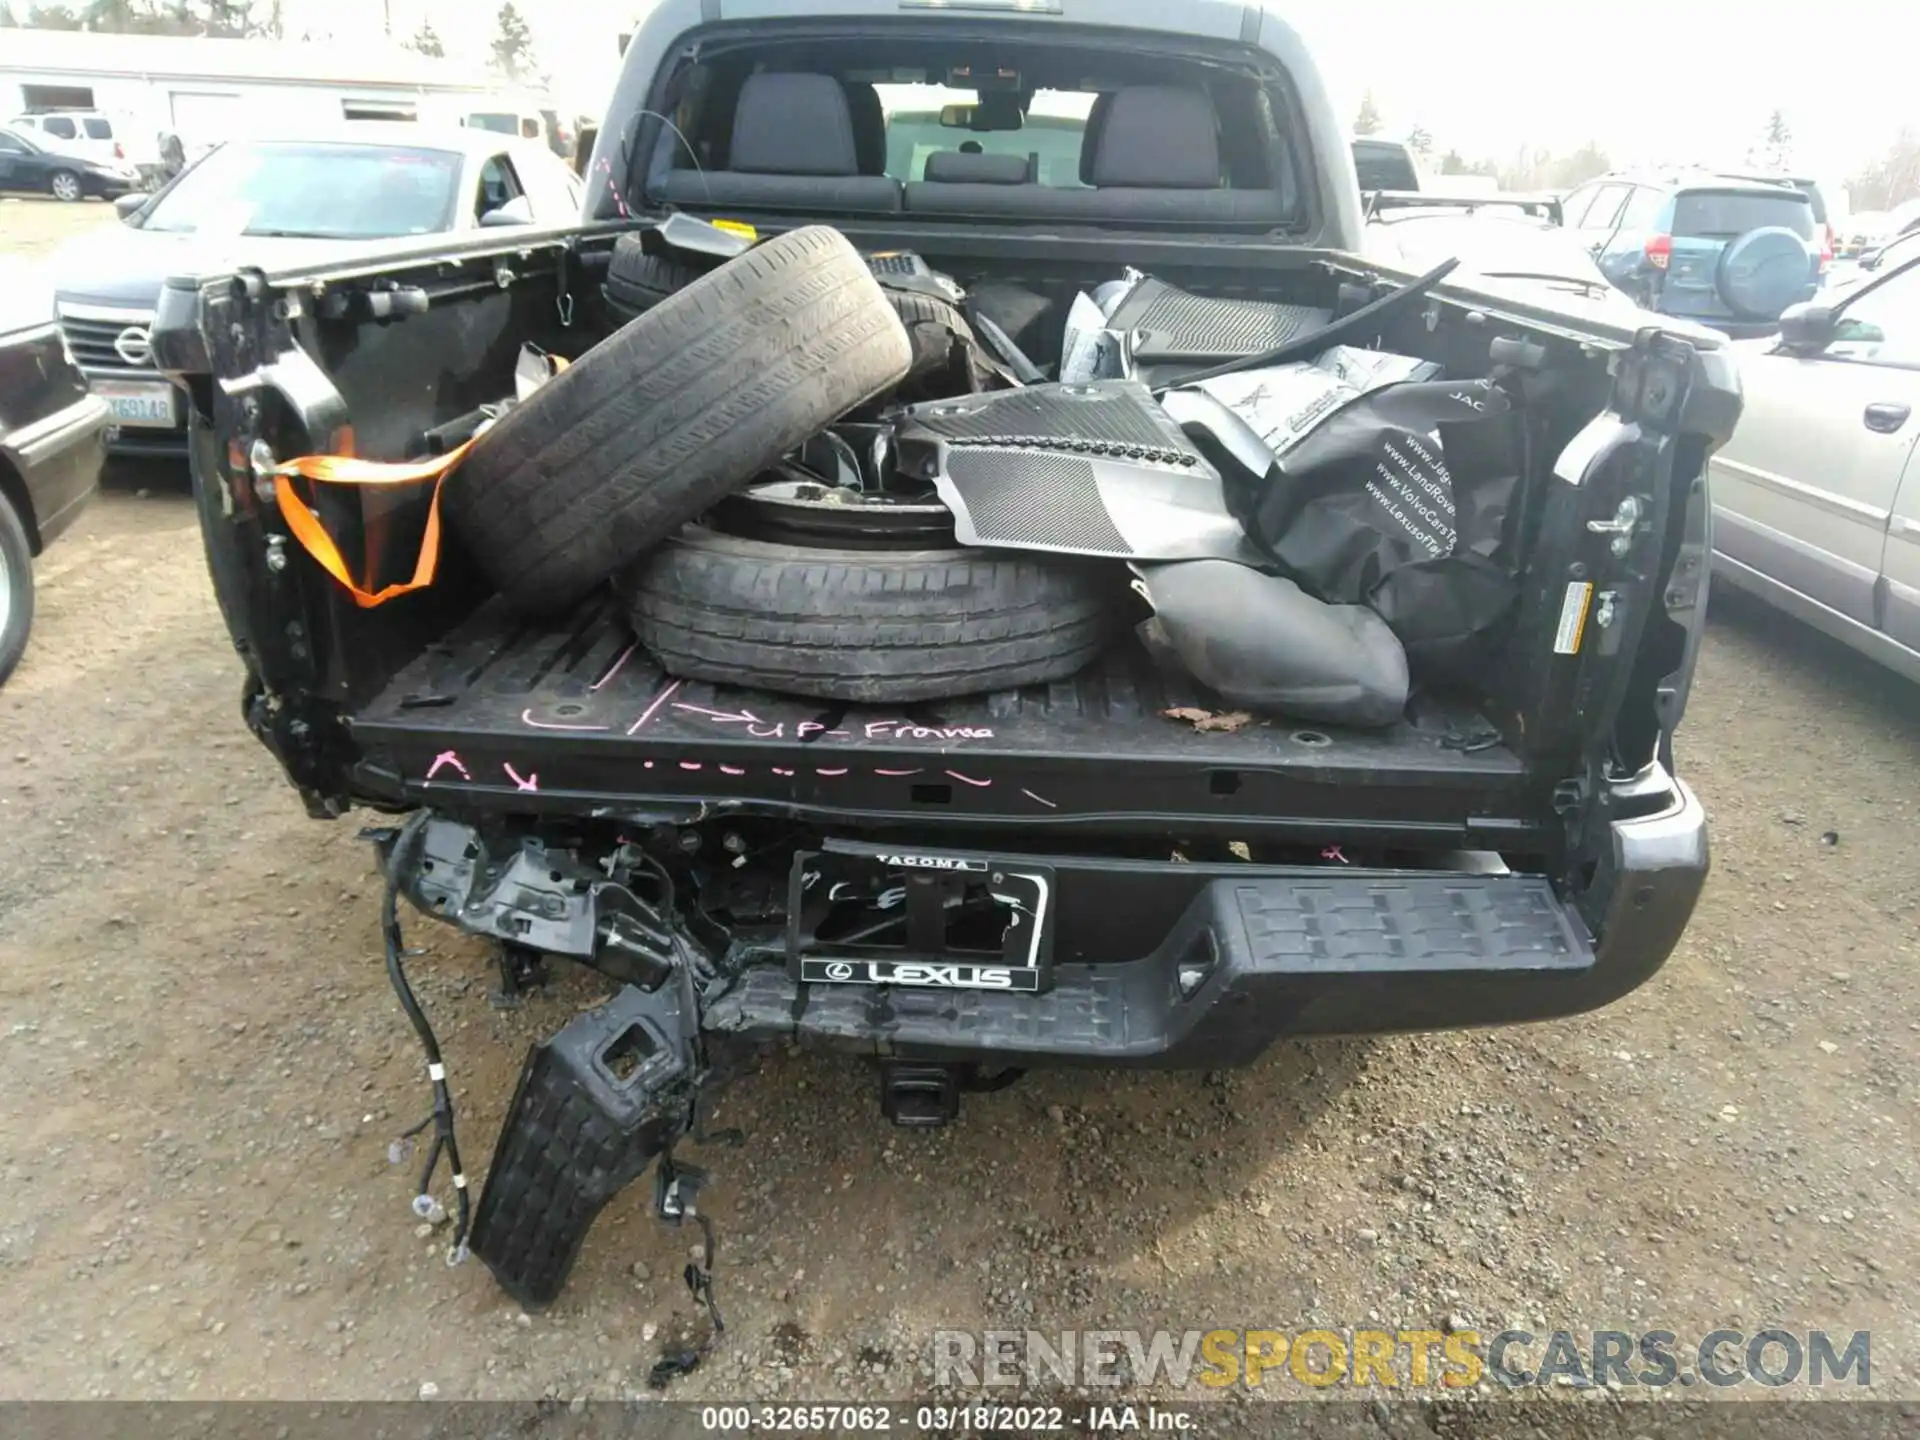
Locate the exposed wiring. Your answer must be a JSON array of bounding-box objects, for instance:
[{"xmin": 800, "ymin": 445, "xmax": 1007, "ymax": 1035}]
[
  {"xmin": 380, "ymin": 815, "xmax": 471, "ymax": 1265},
  {"xmin": 648, "ymin": 1210, "xmax": 725, "ymax": 1387}
]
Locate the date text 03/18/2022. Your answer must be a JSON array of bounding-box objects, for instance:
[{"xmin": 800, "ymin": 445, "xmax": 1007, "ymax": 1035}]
[{"xmin": 697, "ymin": 1404, "xmax": 1196, "ymax": 1432}]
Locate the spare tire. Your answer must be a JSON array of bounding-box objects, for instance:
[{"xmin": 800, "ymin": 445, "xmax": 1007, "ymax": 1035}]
[
  {"xmin": 445, "ymin": 226, "xmax": 913, "ymax": 614},
  {"xmin": 602, "ymin": 234, "xmax": 704, "ymax": 323},
  {"xmin": 1716, "ymin": 226, "xmax": 1815, "ymax": 321},
  {"xmin": 621, "ymin": 526, "xmax": 1119, "ymax": 702}
]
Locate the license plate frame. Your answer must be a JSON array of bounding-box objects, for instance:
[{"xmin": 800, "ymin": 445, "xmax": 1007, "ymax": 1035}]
[
  {"xmin": 787, "ymin": 844, "xmax": 1055, "ymax": 994},
  {"xmin": 94, "ymin": 378, "xmax": 179, "ymax": 429}
]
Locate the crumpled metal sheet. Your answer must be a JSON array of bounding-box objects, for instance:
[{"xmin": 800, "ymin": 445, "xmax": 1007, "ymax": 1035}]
[{"xmin": 895, "ymin": 380, "xmax": 1262, "ymax": 563}]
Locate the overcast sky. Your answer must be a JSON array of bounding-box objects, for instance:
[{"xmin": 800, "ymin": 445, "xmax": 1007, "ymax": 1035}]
[{"xmin": 281, "ymin": 0, "xmax": 1918, "ymax": 184}]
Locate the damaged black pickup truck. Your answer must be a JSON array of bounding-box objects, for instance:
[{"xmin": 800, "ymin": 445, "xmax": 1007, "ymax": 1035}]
[{"xmin": 154, "ymin": 0, "xmax": 1738, "ymax": 1318}]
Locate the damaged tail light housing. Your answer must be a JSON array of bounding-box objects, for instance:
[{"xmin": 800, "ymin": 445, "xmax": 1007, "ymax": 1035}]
[{"xmin": 1644, "ymin": 233, "xmax": 1672, "ymax": 271}]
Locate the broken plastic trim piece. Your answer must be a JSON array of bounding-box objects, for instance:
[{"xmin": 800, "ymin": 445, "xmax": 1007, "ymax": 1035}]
[
  {"xmin": 395, "ymin": 817, "xmax": 686, "ymax": 991},
  {"xmin": 466, "ymin": 980, "xmax": 702, "ymax": 1309}
]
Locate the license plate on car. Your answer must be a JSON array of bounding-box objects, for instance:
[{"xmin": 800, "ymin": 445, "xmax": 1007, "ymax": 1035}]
[
  {"xmin": 94, "ymin": 379, "xmax": 178, "ymax": 428},
  {"xmin": 787, "ymin": 846, "xmax": 1055, "ymax": 993}
]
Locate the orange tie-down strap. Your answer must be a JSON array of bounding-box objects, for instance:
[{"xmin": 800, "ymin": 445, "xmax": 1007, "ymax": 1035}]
[
  {"xmin": 271, "ymin": 360, "xmax": 566, "ymax": 608},
  {"xmin": 272, "ymin": 436, "xmax": 476, "ymax": 608}
]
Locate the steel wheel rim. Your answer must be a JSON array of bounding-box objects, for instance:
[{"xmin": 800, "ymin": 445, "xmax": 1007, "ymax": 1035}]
[
  {"xmin": 711, "ymin": 477, "xmax": 955, "ymax": 550},
  {"xmin": 0, "ymin": 540, "xmax": 12, "ymax": 639}
]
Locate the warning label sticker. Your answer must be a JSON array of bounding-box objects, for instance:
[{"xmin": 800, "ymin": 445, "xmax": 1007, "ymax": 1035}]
[{"xmin": 1554, "ymin": 582, "xmax": 1595, "ymax": 655}]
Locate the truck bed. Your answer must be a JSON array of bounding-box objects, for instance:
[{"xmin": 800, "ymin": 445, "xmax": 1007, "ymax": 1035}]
[{"xmin": 350, "ymin": 597, "xmax": 1547, "ymax": 847}]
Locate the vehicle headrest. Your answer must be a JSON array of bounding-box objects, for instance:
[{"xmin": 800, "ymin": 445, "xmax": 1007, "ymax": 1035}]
[
  {"xmin": 841, "ymin": 81, "xmax": 887, "ymax": 176},
  {"xmin": 1090, "ymin": 86, "xmax": 1222, "ymax": 189},
  {"xmin": 1078, "ymin": 92, "xmax": 1114, "ymax": 187},
  {"xmin": 730, "ymin": 73, "xmax": 860, "ymax": 176},
  {"xmin": 924, "ymin": 150, "xmax": 1030, "ymax": 185}
]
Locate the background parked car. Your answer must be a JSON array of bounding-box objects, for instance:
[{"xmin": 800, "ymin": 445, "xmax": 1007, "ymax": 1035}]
[
  {"xmin": 1859, "ymin": 197, "xmax": 1920, "ymax": 271},
  {"xmin": 1715, "ymin": 169, "xmax": 1844, "ymax": 269},
  {"xmin": 6, "ymin": 109, "xmax": 153, "ymax": 170},
  {"xmin": 1839, "ymin": 209, "xmax": 1891, "ymax": 261},
  {"xmin": 50, "ymin": 125, "xmax": 584, "ymax": 458},
  {"xmin": 1708, "ymin": 251, "xmax": 1920, "ymax": 682},
  {"xmin": 1563, "ymin": 171, "xmax": 1820, "ymax": 337},
  {"xmin": 1366, "ymin": 194, "xmax": 1644, "ymax": 312},
  {"xmin": 0, "ymin": 125, "xmax": 141, "ymax": 202},
  {"xmin": 1859, "ymin": 229, "xmax": 1920, "ymax": 277},
  {"xmin": 0, "ymin": 256, "xmax": 109, "ymax": 685},
  {"xmin": 1352, "ymin": 136, "xmax": 1423, "ymax": 192}
]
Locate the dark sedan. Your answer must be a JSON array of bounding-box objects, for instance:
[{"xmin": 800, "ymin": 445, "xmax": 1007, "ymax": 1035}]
[
  {"xmin": 0, "ymin": 263, "xmax": 109, "ymax": 684},
  {"xmin": 0, "ymin": 124, "xmax": 142, "ymax": 202}
]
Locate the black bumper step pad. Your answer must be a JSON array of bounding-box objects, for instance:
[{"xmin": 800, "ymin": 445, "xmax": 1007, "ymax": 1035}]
[{"xmin": 707, "ymin": 871, "xmax": 1594, "ymax": 1065}]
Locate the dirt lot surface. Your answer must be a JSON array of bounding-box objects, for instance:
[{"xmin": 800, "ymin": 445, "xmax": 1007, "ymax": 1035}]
[
  {"xmin": 2, "ymin": 197, "xmax": 1917, "ymax": 1414},
  {"xmin": 3, "ymin": 194, "xmax": 116, "ymax": 267}
]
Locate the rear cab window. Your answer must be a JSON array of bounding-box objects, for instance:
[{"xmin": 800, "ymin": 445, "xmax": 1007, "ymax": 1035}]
[
  {"xmin": 881, "ymin": 86, "xmax": 1092, "ymax": 187},
  {"xmin": 1671, "ymin": 189, "xmax": 1814, "ymax": 240},
  {"xmin": 628, "ymin": 28, "xmax": 1309, "ymax": 234}
]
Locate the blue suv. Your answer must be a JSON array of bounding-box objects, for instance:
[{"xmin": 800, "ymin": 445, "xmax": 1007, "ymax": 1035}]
[{"xmin": 1561, "ymin": 172, "xmax": 1821, "ymax": 336}]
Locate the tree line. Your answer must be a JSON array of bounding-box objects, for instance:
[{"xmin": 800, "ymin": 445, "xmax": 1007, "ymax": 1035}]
[{"xmin": 0, "ymin": 0, "xmax": 543, "ymax": 84}]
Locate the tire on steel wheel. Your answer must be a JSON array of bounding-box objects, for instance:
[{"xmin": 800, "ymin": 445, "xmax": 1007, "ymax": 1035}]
[
  {"xmin": 0, "ymin": 494, "xmax": 36, "ymax": 686},
  {"xmin": 444, "ymin": 226, "xmax": 913, "ymax": 615},
  {"xmin": 601, "ymin": 233, "xmax": 704, "ymax": 324},
  {"xmin": 620, "ymin": 525, "xmax": 1120, "ymax": 703}
]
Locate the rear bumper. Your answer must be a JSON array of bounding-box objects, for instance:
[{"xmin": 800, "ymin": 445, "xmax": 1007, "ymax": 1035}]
[
  {"xmin": 101, "ymin": 424, "xmax": 190, "ymax": 459},
  {"xmin": 706, "ymin": 779, "xmax": 1709, "ymax": 1066}
]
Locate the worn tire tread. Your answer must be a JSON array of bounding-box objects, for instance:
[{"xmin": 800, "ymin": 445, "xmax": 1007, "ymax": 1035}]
[
  {"xmin": 445, "ymin": 226, "xmax": 912, "ymax": 614},
  {"xmin": 622, "ymin": 528, "xmax": 1116, "ymax": 702}
]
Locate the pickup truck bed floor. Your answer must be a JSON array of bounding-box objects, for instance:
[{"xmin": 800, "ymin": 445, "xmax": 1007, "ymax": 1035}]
[{"xmin": 349, "ymin": 598, "xmax": 1537, "ymax": 843}]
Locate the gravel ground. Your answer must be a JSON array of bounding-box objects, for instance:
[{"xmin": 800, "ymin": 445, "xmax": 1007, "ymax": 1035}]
[
  {"xmin": 1, "ymin": 484, "xmax": 1914, "ymax": 1409},
  {"xmin": 2, "ymin": 200, "xmax": 1917, "ymax": 1413}
]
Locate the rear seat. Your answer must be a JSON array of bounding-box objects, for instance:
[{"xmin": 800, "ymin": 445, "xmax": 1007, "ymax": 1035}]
[
  {"xmin": 654, "ymin": 73, "xmax": 901, "ymax": 213},
  {"xmin": 905, "ymin": 86, "xmax": 1287, "ymax": 223}
]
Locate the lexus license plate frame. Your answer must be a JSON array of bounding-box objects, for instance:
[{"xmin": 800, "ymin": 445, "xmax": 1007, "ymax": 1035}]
[{"xmin": 787, "ymin": 844, "xmax": 1055, "ymax": 993}]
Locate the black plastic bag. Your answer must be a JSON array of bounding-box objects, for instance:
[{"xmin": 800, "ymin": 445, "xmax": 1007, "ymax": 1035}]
[{"xmin": 1237, "ymin": 378, "xmax": 1520, "ymax": 683}]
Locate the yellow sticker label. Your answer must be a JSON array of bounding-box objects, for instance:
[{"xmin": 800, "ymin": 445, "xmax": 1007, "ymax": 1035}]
[
  {"xmin": 1553, "ymin": 582, "xmax": 1594, "ymax": 655},
  {"xmin": 711, "ymin": 219, "xmax": 758, "ymax": 241}
]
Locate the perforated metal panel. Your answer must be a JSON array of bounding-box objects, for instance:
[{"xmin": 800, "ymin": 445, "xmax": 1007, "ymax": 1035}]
[
  {"xmin": 902, "ymin": 380, "xmax": 1205, "ymax": 465},
  {"xmin": 1108, "ymin": 278, "xmax": 1333, "ymax": 363},
  {"xmin": 942, "ymin": 450, "xmax": 1132, "ymax": 556}
]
